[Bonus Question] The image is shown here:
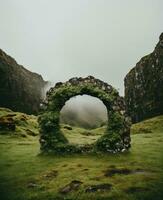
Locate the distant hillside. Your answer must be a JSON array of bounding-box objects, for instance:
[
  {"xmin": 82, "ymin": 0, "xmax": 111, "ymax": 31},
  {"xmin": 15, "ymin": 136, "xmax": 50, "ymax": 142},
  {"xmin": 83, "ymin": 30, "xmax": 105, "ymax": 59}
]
[
  {"xmin": 60, "ymin": 95, "xmax": 107, "ymax": 129},
  {"xmin": 0, "ymin": 49, "xmax": 47, "ymax": 114}
]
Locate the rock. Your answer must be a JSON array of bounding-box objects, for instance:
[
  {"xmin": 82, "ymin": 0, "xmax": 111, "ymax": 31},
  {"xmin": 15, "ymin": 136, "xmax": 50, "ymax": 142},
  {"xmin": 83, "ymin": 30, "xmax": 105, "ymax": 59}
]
[
  {"xmin": 25, "ymin": 129, "xmax": 38, "ymax": 136},
  {"xmin": 0, "ymin": 115, "xmax": 16, "ymax": 131},
  {"xmin": 82, "ymin": 168, "xmax": 89, "ymax": 171},
  {"xmin": 103, "ymin": 167, "xmax": 146, "ymax": 177},
  {"xmin": 27, "ymin": 182, "xmax": 38, "ymax": 188},
  {"xmin": 103, "ymin": 167, "xmax": 132, "ymax": 177},
  {"xmin": 63, "ymin": 125, "xmax": 73, "ymax": 130},
  {"xmin": 42, "ymin": 169, "xmax": 58, "ymax": 179},
  {"xmin": 0, "ymin": 49, "xmax": 47, "ymax": 114},
  {"xmin": 59, "ymin": 180, "xmax": 83, "ymax": 194},
  {"xmin": 85, "ymin": 183, "xmax": 112, "ymax": 193},
  {"xmin": 125, "ymin": 33, "xmax": 163, "ymax": 123},
  {"xmin": 125, "ymin": 186, "xmax": 149, "ymax": 193}
]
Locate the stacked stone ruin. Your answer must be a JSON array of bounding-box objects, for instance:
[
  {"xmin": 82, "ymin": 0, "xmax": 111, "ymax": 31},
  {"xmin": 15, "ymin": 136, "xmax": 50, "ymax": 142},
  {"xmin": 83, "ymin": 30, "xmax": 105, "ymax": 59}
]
[{"xmin": 39, "ymin": 76, "xmax": 131, "ymax": 154}]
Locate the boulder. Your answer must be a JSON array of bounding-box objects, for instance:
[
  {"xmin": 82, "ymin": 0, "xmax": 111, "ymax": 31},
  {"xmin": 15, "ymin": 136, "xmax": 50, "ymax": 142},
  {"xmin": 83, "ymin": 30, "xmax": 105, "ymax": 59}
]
[{"xmin": 0, "ymin": 115, "xmax": 16, "ymax": 131}]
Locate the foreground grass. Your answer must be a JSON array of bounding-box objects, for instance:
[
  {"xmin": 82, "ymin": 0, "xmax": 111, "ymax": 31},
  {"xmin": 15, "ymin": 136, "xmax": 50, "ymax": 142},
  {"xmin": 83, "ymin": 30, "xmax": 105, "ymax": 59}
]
[{"xmin": 0, "ymin": 112, "xmax": 163, "ymax": 200}]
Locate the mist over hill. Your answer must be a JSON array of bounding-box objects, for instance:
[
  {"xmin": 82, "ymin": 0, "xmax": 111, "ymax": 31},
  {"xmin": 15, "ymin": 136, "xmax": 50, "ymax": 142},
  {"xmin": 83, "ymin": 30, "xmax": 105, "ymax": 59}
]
[{"xmin": 60, "ymin": 95, "xmax": 107, "ymax": 129}]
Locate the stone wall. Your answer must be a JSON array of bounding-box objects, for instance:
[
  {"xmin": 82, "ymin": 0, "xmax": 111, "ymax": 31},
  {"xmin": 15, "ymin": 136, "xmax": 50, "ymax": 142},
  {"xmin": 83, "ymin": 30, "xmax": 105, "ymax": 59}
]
[
  {"xmin": 125, "ymin": 33, "xmax": 163, "ymax": 123},
  {"xmin": 39, "ymin": 76, "xmax": 131, "ymax": 153},
  {"xmin": 0, "ymin": 49, "xmax": 47, "ymax": 114}
]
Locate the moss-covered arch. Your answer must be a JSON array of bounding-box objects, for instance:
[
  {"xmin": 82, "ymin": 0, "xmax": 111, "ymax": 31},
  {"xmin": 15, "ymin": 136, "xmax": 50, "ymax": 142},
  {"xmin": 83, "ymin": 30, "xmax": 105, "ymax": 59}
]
[{"xmin": 39, "ymin": 76, "xmax": 131, "ymax": 153}]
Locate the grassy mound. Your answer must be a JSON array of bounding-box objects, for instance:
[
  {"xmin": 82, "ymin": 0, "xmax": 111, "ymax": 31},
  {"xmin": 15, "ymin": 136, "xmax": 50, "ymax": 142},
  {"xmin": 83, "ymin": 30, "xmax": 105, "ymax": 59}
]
[
  {"xmin": 0, "ymin": 109, "xmax": 163, "ymax": 200},
  {"xmin": 61, "ymin": 124, "xmax": 106, "ymax": 145},
  {"xmin": 0, "ymin": 107, "xmax": 106, "ymax": 144},
  {"xmin": 0, "ymin": 107, "xmax": 38, "ymax": 138},
  {"xmin": 132, "ymin": 115, "xmax": 163, "ymax": 134}
]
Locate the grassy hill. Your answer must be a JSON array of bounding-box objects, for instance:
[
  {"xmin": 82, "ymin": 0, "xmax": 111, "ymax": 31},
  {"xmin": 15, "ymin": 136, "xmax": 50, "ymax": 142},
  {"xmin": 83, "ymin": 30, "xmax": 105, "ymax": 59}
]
[{"xmin": 0, "ymin": 108, "xmax": 163, "ymax": 200}]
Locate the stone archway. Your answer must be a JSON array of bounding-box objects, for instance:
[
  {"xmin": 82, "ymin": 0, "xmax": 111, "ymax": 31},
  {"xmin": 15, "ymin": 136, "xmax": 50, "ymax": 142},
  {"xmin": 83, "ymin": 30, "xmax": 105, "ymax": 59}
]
[{"xmin": 38, "ymin": 76, "xmax": 131, "ymax": 153}]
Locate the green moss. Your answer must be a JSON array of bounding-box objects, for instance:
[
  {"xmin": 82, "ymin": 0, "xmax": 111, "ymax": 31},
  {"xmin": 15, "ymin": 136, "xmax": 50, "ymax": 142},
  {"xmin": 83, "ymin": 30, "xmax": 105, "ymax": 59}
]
[{"xmin": 39, "ymin": 78, "xmax": 131, "ymax": 153}]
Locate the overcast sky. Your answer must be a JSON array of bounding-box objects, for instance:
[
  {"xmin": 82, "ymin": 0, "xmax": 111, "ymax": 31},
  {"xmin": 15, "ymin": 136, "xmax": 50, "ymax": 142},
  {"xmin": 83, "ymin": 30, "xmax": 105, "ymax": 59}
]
[{"xmin": 0, "ymin": 0, "xmax": 162, "ymax": 95}]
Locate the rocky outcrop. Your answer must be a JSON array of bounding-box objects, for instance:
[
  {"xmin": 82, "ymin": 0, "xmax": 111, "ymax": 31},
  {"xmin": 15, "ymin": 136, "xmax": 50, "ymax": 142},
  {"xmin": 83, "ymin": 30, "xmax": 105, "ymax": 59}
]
[
  {"xmin": 0, "ymin": 49, "xmax": 47, "ymax": 114},
  {"xmin": 125, "ymin": 33, "xmax": 163, "ymax": 123}
]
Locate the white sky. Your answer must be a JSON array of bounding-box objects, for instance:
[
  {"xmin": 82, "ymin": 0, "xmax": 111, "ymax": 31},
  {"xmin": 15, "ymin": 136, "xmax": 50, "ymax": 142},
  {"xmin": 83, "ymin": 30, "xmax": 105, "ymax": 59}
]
[{"xmin": 0, "ymin": 0, "xmax": 163, "ymax": 95}]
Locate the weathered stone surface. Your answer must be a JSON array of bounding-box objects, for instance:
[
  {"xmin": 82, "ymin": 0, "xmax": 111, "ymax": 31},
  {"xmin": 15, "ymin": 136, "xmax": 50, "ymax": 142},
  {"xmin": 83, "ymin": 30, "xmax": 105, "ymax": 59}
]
[
  {"xmin": 0, "ymin": 114, "xmax": 16, "ymax": 131},
  {"xmin": 39, "ymin": 76, "xmax": 131, "ymax": 153},
  {"xmin": 125, "ymin": 33, "xmax": 163, "ymax": 123},
  {"xmin": 59, "ymin": 180, "xmax": 83, "ymax": 194},
  {"xmin": 85, "ymin": 183, "xmax": 112, "ymax": 193},
  {"xmin": 0, "ymin": 49, "xmax": 47, "ymax": 114}
]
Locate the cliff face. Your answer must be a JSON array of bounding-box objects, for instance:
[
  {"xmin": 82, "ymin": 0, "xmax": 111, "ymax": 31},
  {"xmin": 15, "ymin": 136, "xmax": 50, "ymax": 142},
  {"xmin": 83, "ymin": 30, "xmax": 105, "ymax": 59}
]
[
  {"xmin": 125, "ymin": 33, "xmax": 163, "ymax": 123},
  {"xmin": 0, "ymin": 49, "xmax": 47, "ymax": 114}
]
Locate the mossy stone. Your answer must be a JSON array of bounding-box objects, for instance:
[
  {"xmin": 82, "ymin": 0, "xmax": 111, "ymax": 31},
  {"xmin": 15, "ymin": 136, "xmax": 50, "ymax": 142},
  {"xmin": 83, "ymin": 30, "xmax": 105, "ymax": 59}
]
[{"xmin": 39, "ymin": 76, "xmax": 131, "ymax": 154}]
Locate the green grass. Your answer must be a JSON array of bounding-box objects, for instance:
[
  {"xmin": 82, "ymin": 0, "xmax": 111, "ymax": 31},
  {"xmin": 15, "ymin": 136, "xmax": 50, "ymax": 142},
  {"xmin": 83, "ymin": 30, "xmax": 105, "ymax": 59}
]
[
  {"xmin": 61, "ymin": 124, "xmax": 106, "ymax": 145},
  {"xmin": 0, "ymin": 107, "xmax": 38, "ymax": 137},
  {"xmin": 0, "ymin": 109, "xmax": 163, "ymax": 200}
]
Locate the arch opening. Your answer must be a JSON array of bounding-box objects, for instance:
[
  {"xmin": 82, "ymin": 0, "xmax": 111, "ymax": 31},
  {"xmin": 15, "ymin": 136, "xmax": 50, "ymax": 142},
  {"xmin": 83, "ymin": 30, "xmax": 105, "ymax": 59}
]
[
  {"xmin": 38, "ymin": 76, "xmax": 131, "ymax": 154},
  {"xmin": 60, "ymin": 95, "xmax": 108, "ymax": 145}
]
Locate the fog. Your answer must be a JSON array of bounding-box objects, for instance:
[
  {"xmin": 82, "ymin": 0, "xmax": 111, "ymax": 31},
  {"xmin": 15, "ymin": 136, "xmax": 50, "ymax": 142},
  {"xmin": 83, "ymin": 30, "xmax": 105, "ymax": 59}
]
[
  {"xmin": 0, "ymin": 0, "xmax": 162, "ymax": 95},
  {"xmin": 60, "ymin": 95, "xmax": 107, "ymax": 129},
  {"xmin": 0, "ymin": 0, "xmax": 162, "ymax": 127}
]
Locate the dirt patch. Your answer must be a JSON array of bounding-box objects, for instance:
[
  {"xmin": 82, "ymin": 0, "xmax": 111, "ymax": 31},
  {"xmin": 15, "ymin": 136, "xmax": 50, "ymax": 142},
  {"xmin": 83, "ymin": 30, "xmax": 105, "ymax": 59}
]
[
  {"xmin": 42, "ymin": 169, "xmax": 58, "ymax": 180},
  {"xmin": 77, "ymin": 164, "xmax": 82, "ymax": 167},
  {"xmin": 59, "ymin": 180, "xmax": 83, "ymax": 194},
  {"xmin": 104, "ymin": 167, "xmax": 147, "ymax": 177},
  {"xmin": 68, "ymin": 167, "xmax": 75, "ymax": 171},
  {"xmin": 80, "ymin": 131, "xmax": 92, "ymax": 136},
  {"xmin": 6, "ymin": 114, "xmax": 17, "ymax": 117},
  {"xmin": 104, "ymin": 168, "xmax": 131, "ymax": 176},
  {"xmin": 82, "ymin": 168, "xmax": 89, "ymax": 171},
  {"xmin": 85, "ymin": 183, "xmax": 112, "ymax": 193},
  {"xmin": 63, "ymin": 125, "xmax": 72, "ymax": 130},
  {"xmin": 0, "ymin": 115, "xmax": 16, "ymax": 131},
  {"xmin": 20, "ymin": 114, "xmax": 28, "ymax": 121},
  {"xmin": 25, "ymin": 129, "xmax": 38, "ymax": 136},
  {"xmin": 125, "ymin": 186, "xmax": 150, "ymax": 193},
  {"xmin": 62, "ymin": 164, "xmax": 68, "ymax": 167}
]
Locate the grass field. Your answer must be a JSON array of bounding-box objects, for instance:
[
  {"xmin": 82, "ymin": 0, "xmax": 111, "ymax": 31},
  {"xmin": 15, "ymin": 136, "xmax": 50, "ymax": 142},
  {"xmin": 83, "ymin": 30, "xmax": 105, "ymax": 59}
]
[{"xmin": 0, "ymin": 108, "xmax": 163, "ymax": 200}]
